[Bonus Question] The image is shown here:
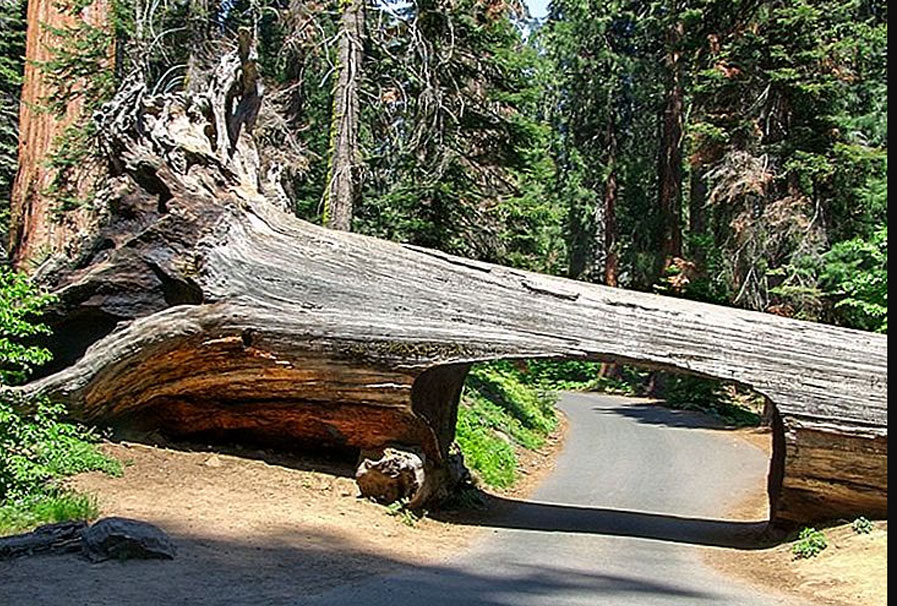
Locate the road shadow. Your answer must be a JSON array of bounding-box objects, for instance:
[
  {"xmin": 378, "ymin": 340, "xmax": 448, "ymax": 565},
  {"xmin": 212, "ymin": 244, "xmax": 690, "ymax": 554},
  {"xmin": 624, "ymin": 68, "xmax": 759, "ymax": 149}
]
[
  {"xmin": 435, "ymin": 494, "xmax": 780, "ymax": 550},
  {"xmin": 0, "ymin": 525, "xmax": 720, "ymax": 606},
  {"xmin": 594, "ymin": 401, "xmax": 735, "ymax": 430}
]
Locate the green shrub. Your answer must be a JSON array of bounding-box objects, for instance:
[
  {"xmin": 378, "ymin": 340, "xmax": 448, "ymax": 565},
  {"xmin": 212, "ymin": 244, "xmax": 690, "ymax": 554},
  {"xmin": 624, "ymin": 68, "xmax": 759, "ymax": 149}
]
[
  {"xmin": 792, "ymin": 527, "xmax": 828, "ymax": 559},
  {"xmin": 820, "ymin": 226, "xmax": 887, "ymax": 333},
  {"xmin": 502, "ymin": 358, "xmax": 604, "ymax": 390},
  {"xmin": 465, "ymin": 364, "xmax": 558, "ymax": 440},
  {"xmin": 851, "ymin": 516, "xmax": 874, "ymax": 534},
  {"xmin": 0, "ymin": 397, "xmax": 122, "ymax": 506},
  {"xmin": 0, "ymin": 267, "xmax": 120, "ymax": 535},
  {"xmin": 0, "ymin": 269, "xmax": 56, "ymax": 385}
]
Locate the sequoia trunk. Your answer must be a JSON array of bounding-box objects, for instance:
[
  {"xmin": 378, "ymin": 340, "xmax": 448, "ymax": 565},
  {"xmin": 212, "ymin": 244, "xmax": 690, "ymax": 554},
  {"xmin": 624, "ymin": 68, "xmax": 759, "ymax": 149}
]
[{"xmin": 8, "ymin": 0, "xmax": 109, "ymax": 266}]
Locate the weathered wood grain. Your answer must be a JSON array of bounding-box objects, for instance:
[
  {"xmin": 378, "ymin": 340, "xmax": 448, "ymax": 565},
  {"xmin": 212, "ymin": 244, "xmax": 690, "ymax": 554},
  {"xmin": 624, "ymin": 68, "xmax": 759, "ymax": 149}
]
[{"xmin": 6, "ymin": 41, "xmax": 886, "ymax": 524}]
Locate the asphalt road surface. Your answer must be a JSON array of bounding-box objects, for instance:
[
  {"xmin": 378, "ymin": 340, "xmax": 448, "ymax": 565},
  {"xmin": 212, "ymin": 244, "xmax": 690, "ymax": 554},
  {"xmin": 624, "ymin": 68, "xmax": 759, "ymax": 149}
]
[{"xmin": 305, "ymin": 392, "xmax": 798, "ymax": 606}]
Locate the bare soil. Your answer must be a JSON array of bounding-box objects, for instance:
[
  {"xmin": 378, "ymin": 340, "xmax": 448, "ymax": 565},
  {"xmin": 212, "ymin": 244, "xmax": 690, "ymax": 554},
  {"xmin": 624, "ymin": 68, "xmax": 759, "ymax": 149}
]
[
  {"xmin": 0, "ymin": 418, "xmax": 566, "ymax": 606},
  {"xmin": 706, "ymin": 426, "xmax": 888, "ymax": 606}
]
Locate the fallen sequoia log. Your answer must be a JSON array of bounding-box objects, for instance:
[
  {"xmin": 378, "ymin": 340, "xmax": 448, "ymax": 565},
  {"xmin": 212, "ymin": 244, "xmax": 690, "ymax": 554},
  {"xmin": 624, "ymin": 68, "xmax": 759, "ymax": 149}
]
[{"xmin": 4, "ymin": 38, "xmax": 886, "ymax": 524}]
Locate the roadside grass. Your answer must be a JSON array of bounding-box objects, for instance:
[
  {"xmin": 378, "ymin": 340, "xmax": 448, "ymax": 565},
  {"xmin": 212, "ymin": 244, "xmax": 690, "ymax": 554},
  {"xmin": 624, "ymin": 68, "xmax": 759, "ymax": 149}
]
[
  {"xmin": 0, "ymin": 398, "xmax": 122, "ymax": 536},
  {"xmin": 456, "ymin": 362, "xmax": 560, "ymax": 489},
  {"xmin": 0, "ymin": 492, "xmax": 99, "ymax": 535}
]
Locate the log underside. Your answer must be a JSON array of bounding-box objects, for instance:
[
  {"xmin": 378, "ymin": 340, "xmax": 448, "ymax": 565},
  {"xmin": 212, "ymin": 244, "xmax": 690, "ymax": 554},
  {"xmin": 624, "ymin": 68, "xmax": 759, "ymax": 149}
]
[{"xmin": 7, "ymin": 47, "xmax": 887, "ymax": 525}]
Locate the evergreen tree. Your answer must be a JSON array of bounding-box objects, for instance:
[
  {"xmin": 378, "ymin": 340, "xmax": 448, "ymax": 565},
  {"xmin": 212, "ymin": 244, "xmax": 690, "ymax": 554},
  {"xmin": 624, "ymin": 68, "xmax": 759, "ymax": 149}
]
[{"xmin": 0, "ymin": 0, "xmax": 26, "ymax": 245}]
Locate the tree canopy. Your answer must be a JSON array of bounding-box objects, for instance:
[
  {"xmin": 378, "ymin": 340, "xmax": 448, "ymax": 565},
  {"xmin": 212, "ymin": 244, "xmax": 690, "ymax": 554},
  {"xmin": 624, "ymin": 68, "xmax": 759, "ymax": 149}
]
[{"xmin": 0, "ymin": 0, "xmax": 888, "ymax": 332}]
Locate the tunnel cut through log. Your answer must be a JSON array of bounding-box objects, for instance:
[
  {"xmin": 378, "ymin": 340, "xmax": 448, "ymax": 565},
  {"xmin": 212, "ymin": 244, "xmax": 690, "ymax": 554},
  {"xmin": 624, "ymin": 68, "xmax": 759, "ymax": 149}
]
[{"xmin": 4, "ymin": 34, "xmax": 886, "ymax": 526}]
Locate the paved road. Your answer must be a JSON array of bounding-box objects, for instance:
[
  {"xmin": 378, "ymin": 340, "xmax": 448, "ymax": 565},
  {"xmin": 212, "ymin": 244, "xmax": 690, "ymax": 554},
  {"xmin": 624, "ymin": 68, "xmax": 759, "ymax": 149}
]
[{"xmin": 305, "ymin": 392, "xmax": 798, "ymax": 606}]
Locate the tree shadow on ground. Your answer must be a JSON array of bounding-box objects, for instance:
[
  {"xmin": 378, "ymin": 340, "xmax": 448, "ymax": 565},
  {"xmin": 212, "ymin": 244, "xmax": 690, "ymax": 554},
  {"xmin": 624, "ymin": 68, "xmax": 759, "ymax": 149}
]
[
  {"xmin": 434, "ymin": 494, "xmax": 781, "ymax": 551},
  {"xmin": 1, "ymin": 526, "xmax": 723, "ymax": 606},
  {"xmin": 592, "ymin": 400, "xmax": 733, "ymax": 430},
  {"xmin": 109, "ymin": 430, "xmax": 359, "ymax": 478}
]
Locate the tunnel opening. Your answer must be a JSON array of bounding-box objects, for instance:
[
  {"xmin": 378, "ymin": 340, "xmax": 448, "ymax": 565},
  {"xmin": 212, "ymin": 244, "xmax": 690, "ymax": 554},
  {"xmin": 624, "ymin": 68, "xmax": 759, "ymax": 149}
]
[{"xmin": 451, "ymin": 357, "xmax": 784, "ymax": 534}]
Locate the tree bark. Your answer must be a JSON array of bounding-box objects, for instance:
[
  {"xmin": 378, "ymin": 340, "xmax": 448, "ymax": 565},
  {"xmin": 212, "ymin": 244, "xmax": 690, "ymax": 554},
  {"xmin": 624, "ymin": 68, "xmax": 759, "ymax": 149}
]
[
  {"xmin": 656, "ymin": 17, "xmax": 685, "ymax": 274},
  {"xmin": 8, "ymin": 0, "xmax": 109, "ymax": 266},
  {"xmin": 604, "ymin": 124, "xmax": 619, "ymax": 288},
  {"xmin": 323, "ymin": 0, "xmax": 364, "ymax": 231},
  {"xmin": 6, "ymin": 30, "xmax": 888, "ymax": 525}
]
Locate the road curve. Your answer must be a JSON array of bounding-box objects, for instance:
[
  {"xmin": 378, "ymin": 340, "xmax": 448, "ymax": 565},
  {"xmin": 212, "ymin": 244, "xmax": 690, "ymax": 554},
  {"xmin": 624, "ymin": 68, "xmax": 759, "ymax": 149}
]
[{"xmin": 305, "ymin": 392, "xmax": 801, "ymax": 606}]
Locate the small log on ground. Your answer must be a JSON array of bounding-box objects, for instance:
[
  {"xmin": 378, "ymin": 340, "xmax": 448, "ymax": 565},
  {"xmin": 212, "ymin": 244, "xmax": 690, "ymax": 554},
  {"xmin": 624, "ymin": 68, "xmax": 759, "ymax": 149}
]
[
  {"xmin": 0, "ymin": 521, "xmax": 86, "ymax": 559},
  {"xmin": 0, "ymin": 517, "xmax": 175, "ymax": 562},
  {"xmin": 3, "ymin": 35, "xmax": 886, "ymax": 526},
  {"xmin": 81, "ymin": 517, "xmax": 176, "ymax": 562}
]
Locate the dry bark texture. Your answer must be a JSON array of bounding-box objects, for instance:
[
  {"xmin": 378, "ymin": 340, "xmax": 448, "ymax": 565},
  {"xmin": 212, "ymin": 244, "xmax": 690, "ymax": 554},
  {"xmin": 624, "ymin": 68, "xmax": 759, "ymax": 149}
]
[
  {"xmin": 5, "ymin": 37, "xmax": 887, "ymax": 524},
  {"xmin": 323, "ymin": 0, "xmax": 364, "ymax": 231}
]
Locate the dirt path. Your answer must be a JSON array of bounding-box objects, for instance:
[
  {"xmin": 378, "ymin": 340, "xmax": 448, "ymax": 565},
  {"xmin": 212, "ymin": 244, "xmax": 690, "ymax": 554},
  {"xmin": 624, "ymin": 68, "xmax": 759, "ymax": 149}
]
[{"xmin": 0, "ymin": 421, "xmax": 565, "ymax": 606}]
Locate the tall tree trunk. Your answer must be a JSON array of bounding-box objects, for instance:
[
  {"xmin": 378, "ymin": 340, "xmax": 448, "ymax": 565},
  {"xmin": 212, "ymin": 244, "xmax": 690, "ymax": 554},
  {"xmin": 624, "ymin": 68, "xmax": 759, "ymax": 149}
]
[
  {"xmin": 323, "ymin": 0, "xmax": 364, "ymax": 231},
  {"xmin": 656, "ymin": 17, "xmax": 684, "ymax": 274},
  {"xmin": 688, "ymin": 165, "xmax": 707, "ymax": 266},
  {"xmin": 8, "ymin": 0, "xmax": 108, "ymax": 268},
  {"xmin": 604, "ymin": 126, "xmax": 619, "ymax": 288},
  {"xmin": 599, "ymin": 128, "xmax": 619, "ymax": 379}
]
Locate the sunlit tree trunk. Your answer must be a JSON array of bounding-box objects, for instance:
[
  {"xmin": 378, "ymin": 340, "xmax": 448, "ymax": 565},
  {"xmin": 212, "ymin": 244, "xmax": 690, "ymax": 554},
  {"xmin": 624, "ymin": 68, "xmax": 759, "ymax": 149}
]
[
  {"xmin": 8, "ymin": 0, "xmax": 108, "ymax": 268},
  {"xmin": 323, "ymin": 0, "xmax": 364, "ymax": 231},
  {"xmin": 604, "ymin": 126, "xmax": 619, "ymax": 288}
]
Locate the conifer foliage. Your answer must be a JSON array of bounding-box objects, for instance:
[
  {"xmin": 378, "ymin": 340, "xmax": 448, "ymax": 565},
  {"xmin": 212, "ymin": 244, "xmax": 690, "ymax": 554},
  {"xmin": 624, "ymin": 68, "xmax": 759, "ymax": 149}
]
[{"xmin": 1, "ymin": 0, "xmax": 888, "ymax": 331}]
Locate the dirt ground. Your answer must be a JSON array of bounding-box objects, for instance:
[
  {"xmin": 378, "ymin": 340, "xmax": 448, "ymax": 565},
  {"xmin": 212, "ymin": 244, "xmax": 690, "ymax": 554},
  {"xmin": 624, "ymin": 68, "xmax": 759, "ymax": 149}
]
[
  {"xmin": 0, "ymin": 418, "xmax": 566, "ymax": 606},
  {"xmin": 706, "ymin": 427, "xmax": 888, "ymax": 606}
]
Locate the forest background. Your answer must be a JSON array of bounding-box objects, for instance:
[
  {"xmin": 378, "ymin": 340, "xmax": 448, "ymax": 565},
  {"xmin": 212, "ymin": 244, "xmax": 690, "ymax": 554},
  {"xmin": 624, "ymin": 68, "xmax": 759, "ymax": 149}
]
[
  {"xmin": 0, "ymin": 0, "xmax": 887, "ymax": 332},
  {"xmin": 0, "ymin": 0, "xmax": 888, "ymax": 510}
]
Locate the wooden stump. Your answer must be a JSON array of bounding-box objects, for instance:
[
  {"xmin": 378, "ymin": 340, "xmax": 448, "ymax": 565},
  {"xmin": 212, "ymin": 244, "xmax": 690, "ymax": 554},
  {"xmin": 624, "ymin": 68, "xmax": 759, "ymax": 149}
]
[{"xmin": 356, "ymin": 448, "xmax": 426, "ymax": 505}]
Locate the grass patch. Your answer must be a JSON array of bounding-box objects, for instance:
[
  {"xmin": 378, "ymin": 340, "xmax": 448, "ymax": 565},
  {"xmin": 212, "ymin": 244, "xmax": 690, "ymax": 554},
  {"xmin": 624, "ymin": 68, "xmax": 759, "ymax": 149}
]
[
  {"xmin": 456, "ymin": 363, "xmax": 559, "ymax": 489},
  {"xmin": 0, "ymin": 398, "xmax": 122, "ymax": 536},
  {"xmin": 0, "ymin": 492, "xmax": 99, "ymax": 535}
]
